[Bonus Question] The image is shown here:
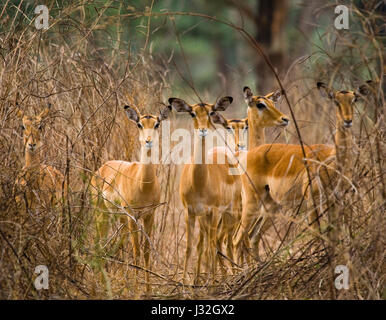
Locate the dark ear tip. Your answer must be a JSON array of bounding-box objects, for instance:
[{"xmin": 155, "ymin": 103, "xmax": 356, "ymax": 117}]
[
  {"xmin": 366, "ymin": 80, "xmax": 373, "ymax": 84},
  {"xmin": 317, "ymin": 82, "xmax": 324, "ymax": 88},
  {"xmin": 167, "ymin": 105, "xmax": 172, "ymax": 110},
  {"xmin": 227, "ymin": 96, "xmax": 233, "ymax": 104},
  {"xmin": 168, "ymin": 98, "xmax": 176, "ymax": 104},
  {"xmin": 123, "ymin": 105, "xmax": 130, "ymax": 110},
  {"xmin": 243, "ymin": 86, "xmax": 250, "ymax": 92}
]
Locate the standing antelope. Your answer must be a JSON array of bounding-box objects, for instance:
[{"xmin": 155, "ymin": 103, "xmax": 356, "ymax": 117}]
[
  {"xmin": 15, "ymin": 103, "xmax": 65, "ymax": 211},
  {"xmin": 243, "ymin": 87, "xmax": 290, "ymax": 150},
  {"xmin": 233, "ymin": 82, "xmax": 370, "ymax": 262},
  {"xmin": 169, "ymin": 96, "xmax": 237, "ymax": 283},
  {"xmin": 91, "ymin": 105, "xmax": 170, "ymax": 294},
  {"xmin": 216, "ymin": 87, "xmax": 290, "ymax": 265},
  {"xmin": 209, "ymin": 88, "xmax": 290, "ymax": 269},
  {"xmin": 207, "ymin": 114, "xmax": 248, "ymax": 272}
]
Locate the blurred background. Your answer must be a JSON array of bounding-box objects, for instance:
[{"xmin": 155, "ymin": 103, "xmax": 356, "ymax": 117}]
[
  {"xmin": 2, "ymin": 1, "xmax": 384, "ymax": 109},
  {"xmin": 0, "ymin": 0, "xmax": 384, "ymax": 299}
]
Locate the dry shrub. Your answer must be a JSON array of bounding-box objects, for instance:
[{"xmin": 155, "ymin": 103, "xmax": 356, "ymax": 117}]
[
  {"xmin": 0, "ymin": 2, "xmax": 171, "ymax": 299},
  {"xmin": 0, "ymin": 0, "xmax": 384, "ymax": 300}
]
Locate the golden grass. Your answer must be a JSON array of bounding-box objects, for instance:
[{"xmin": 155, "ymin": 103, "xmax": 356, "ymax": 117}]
[{"xmin": 0, "ymin": 0, "xmax": 384, "ymax": 300}]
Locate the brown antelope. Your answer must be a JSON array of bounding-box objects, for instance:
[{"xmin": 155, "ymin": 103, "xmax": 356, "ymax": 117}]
[
  {"xmin": 244, "ymin": 88, "xmax": 290, "ymax": 149},
  {"xmin": 209, "ymin": 90, "xmax": 289, "ymax": 270},
  {"xmin": 15, "ymin": 103, "xmax": 65, "ymax": 211},
  {"xmin": 206, "ymin": 114, "xmax": 248, "ymax": 272},
  {"xmin": 170, "ymin": 89, "xmax": 290, "ymax": 280},
  {"xmin": 233, "ymin": 82, "xmax": 371, "ymax": 262},
  {"xmin": 91, "ymin": 105, "xmax": 170, "ymax": 293},
  {"xmin": 214, "ymin": 87, "xmax": 290, "ymax": 265},
  {"xmin": 169, "ymin": 96, "xmax": 238, "ymax": 283}
]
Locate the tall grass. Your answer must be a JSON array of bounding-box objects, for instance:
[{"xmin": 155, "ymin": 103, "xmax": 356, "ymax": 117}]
[{"xmin": 0, "ymin": 0, "xmax": 384, "ymax": 299}]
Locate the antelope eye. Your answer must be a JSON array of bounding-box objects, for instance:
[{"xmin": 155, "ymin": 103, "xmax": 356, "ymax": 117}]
[
  {"xmin": 334, "ymin": 100, "xmax": 340, "ymax": 106},
  {"xmin": 21, "ymin": 125, "xmax": 25, "ymax": 130},
  {"xmin": 244, "ymin": 126, "xmax": 249, "ymax": 131},
  {"xmin": 190, "ymin": 112, "xmax": 196, "ymax": 118},
  {"xmin": 256, "ymin": 103, "xmax": 266, "ymax": 110},
  {"xmin": 137, "ymin": 122, "xmax": 143, "ymax": 129},
  {"xmin": 226, "ymin": 127, "xmax": 232, "ymax": 132},
  {"xmin": 154, "ymin": 122, "xmax": 160, "ymax": 129},
  {"xmin": 38, "ymin": 124, "xmax": 43, "ymax": 130}
]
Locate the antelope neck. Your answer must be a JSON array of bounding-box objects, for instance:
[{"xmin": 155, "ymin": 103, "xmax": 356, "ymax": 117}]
[
  {"xmin": 24, "ymin": 149, "xmax": 41, "ymax": 168},
  {"xmin": 248, "ymin": 122, "xmax": 265, "ymax": 150},
  {"xmin": 334, "ymin": 118, "xmax": 353, "ymax": 174},
  {"xmin": 191, "ymin": 132, "xmax": 210, "ymax": 188},
  {"xmin": 138, "ymin": 144, "xmax": 157, "ymax": 190}
]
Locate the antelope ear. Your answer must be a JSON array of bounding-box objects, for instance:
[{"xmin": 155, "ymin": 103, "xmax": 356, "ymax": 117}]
[
  {"xmin": 357, "ymin": 80, "xmax": 373, "ymax": 96},
  {"xmin": 158, "ymin": 106, "xmax": 171, "ymax": 122},
  {"xmin": 168, "ymin": 98, "xmax": 192, "ymax": 113},
  {"xmin": 213, "ymin": 96, "xmax": 233, "ymax": 111},
  {"xmin": 39, "ymin": 102, "xmax": 51, "ymax": 118},
  {"xmin": 210, "ymin": 111, "xmax": 228, "ymax": 129},
  {"xmin": 266, "ymin": 90, "xmax": 282, "ymax": 103},
  {"xmin": 317, "ymin": 82, "xmax": 333, "ymax": 99},
  {"xmin": 123, "ymin": 105, "xmax": 140, "ymax": 123},
  {"xmin": 16, "ymin": 102, "xmax": 24, "ymax": 118},
  {"xmin": 243, "ymin": 86, "xmax": 253, "ymax": 103}
]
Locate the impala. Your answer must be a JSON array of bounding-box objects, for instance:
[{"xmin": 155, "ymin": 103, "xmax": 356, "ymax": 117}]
[
  {"xmin": 207, "ymin": 114, "xmax": 248, "ymax": 272},
  {"xmin": 91, "ymin": 105, "xmax": 170, "ymax": 293},
  {"xmin": 214, "ymin": 87, "xmax": 291, "ymax": 265},
  {"xmin": 15, "ymin": 103, "xmax": 65, "ymax": 211},
  {"xmin": 233, "ymin": 82, "xmax": 371, "ymax": 262},
  {"xmin": 209, "ymin": 87, "xmax": 290, "ymax": 269},
  {"xmin": 169, "ymin": 96, "xmax": 236, "ymax": 283},
  {"xmin": 243, "ymin": 87, "xmax": 290, "ymax": 150}
]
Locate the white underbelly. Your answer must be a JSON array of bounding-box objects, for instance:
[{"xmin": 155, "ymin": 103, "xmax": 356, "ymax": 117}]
[
  {"xmin": 187, "ymin": 183, "xmax": 239, "ymax": 215},
  {"xmin": 267, "ymin": 176, "xmax": 303, "ymax": 205}
]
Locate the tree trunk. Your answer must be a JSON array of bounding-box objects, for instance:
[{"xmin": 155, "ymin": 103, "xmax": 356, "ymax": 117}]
[{"xmin": 255, "ymin": 0, "xmax": 288, "ymax": 93}]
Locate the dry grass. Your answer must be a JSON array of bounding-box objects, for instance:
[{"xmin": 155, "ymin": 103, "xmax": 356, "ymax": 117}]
[{"xmin": 0, "ymin": 0, "xmax": 384, "ymax": 299}]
